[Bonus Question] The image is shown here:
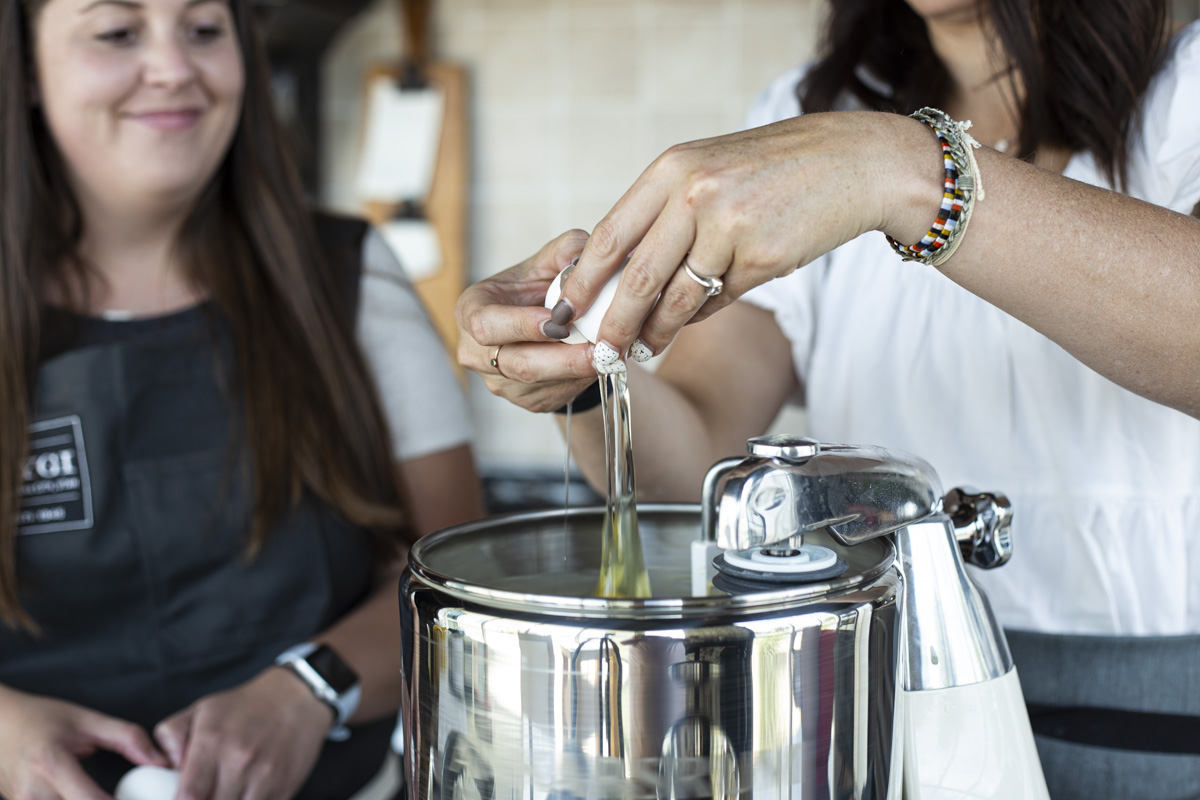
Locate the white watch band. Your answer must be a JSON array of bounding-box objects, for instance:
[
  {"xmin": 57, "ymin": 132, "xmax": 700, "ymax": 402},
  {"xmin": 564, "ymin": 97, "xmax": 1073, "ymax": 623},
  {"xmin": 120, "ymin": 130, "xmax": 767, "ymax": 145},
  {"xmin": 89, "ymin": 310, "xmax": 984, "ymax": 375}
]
[{"xmin": 275, "ymin": 642, "xmax": 362, "ymax": 742}]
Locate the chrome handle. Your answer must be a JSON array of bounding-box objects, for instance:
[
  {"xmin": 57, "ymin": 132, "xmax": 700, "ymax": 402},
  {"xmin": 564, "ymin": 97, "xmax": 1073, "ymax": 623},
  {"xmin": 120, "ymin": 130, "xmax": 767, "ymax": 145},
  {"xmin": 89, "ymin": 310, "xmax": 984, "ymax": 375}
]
[
  {"xmin": 703, "ymin": 437, "xmax": 942, "ymax": 552},
  {"xmin": 945, "ymin": 487, "xmax": 1013, "ymax": 569}
]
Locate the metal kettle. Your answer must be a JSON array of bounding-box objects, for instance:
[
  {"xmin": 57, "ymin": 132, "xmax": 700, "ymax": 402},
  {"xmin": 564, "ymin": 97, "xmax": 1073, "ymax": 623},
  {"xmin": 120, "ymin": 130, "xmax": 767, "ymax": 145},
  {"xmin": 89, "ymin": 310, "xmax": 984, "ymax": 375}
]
[
  {"xmin": 399, "ymin": 435, "xmax": 1050, "ymax": 799},
  {"xmin": 704, "ymin": 435, "xmax": 1049, "ymax": 799}
]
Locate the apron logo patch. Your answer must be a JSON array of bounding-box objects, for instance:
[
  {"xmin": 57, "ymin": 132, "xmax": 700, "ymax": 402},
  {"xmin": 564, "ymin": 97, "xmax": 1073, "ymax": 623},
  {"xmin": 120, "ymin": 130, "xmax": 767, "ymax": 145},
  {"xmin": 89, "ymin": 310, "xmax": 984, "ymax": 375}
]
[{"xmin": 19, "ymin": 415, "xmax": 94, "ymax": 535}]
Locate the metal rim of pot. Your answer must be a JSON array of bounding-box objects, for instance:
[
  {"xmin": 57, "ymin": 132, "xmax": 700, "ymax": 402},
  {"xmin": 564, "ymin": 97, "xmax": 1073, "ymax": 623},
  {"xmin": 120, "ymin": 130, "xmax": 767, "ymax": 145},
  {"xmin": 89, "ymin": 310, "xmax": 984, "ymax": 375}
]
[{"xmin": 406, "ymin": 502, "xmax": 898, "ymax": 621}]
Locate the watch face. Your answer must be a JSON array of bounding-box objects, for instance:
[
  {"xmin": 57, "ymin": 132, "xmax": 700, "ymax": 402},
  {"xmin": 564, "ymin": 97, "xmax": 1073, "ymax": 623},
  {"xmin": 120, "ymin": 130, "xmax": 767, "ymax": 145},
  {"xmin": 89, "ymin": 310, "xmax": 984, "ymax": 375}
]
[{"xmin": 308, "ymin": 645, "xmax": 359, "ymax": 694}]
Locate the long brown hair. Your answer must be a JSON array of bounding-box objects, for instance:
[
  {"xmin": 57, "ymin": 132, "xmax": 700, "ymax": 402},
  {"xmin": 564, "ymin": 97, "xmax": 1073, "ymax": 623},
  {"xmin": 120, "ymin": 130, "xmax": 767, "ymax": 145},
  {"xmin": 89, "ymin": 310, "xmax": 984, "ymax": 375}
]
[
  {"xmin": 0, "ymin": 0, "xmax": 409, "ymax": 629},
  {"xmin": 799, "ymin": 0, "xmax": 1172, "ymax": 190}
]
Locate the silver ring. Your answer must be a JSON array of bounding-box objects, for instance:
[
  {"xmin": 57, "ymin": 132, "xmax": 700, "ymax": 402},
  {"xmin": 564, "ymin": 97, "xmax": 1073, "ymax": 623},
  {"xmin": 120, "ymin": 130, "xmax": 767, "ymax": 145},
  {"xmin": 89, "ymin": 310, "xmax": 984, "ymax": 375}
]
[{"xmin": 682, "ymin": 258, "xmax": 724, "ymax": 297}]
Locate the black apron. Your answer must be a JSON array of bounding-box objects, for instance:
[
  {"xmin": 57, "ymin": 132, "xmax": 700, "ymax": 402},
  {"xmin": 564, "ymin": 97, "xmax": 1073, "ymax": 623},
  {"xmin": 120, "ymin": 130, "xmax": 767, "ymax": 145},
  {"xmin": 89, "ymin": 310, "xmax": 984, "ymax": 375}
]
[{"xmin": 0, "ymin": 216, "xmax": 395, "ymax": 798}]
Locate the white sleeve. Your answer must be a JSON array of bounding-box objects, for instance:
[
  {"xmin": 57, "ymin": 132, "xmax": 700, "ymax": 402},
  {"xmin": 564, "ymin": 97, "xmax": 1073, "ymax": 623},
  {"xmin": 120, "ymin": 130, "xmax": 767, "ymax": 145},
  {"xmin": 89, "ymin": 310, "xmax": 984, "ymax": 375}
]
[
  {"xmin": 1129, "ymin": 21, "xmax": 1200, "ymax": 212},
  {"xmin": 743, "ymin": 66, "xmax": 806, "ymax": 130},
  {"xmin": 355, "ymin": 227, "xmax": 474, "ymax": 461}
]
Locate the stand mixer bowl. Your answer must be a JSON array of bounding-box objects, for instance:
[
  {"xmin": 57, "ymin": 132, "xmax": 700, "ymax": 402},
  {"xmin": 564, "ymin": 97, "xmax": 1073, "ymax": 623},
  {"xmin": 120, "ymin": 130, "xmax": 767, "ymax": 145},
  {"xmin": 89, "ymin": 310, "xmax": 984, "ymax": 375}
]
[{"xmin": 400, "ymin": 504, "xmax": 903, "ymax": 799}]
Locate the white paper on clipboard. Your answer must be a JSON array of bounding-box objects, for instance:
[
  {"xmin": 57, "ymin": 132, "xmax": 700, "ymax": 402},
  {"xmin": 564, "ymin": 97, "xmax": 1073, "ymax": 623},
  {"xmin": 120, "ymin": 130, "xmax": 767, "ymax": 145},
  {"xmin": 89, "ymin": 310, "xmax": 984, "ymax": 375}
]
[
  {"xmin": 379, "ymin": 218, "xmax": 442, "ymax": 281},
  {"xmin": 355, "ymin": 77, "xmax": 445, "ymax": 204}
]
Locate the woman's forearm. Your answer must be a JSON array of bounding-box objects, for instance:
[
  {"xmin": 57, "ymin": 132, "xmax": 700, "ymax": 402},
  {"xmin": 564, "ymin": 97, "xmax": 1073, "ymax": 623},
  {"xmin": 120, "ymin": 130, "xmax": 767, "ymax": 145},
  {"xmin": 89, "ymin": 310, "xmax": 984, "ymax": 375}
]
[
  {"xmin": 306, "ymin": 445, "xmax": 487, "ymax": 725},
  {"xmin": 559, "ymin": 303, "xmax": 798, "ymax": 502},
  {"xmin": 556, "ymin": 368, "xmax": 725, "ymax": 503},
  {"xmin": 312, "ymin": 570, "xmax": 406, "ymax": 724},
  {"xmin": 888, "ymin": 144, "xmax": 1200, "ymax": 418}
]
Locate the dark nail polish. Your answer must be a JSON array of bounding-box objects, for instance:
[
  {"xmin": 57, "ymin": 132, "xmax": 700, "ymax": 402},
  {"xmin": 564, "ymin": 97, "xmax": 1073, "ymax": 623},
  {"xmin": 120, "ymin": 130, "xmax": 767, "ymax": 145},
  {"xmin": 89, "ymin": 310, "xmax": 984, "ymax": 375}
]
[
  {"xmin": 542, "ymin": 321, "xmax": 570, "ymax": 340},
  {"xmin": 551, "ymin": 299, "xmax": 574, "ymax": 326}
]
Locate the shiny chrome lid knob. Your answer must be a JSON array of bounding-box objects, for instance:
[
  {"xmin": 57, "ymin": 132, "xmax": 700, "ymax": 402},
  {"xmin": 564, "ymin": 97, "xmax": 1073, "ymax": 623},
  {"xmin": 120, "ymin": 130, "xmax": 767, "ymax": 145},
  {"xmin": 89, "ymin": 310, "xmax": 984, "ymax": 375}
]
[{"xmin": 746, "ymin": 434, "xmax": 820, "ymax": 462}]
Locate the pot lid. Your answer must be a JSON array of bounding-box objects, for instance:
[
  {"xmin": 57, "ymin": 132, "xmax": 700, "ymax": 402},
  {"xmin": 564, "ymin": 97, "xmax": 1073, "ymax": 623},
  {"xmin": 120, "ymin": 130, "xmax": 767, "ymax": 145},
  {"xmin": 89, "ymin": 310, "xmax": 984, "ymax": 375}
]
[{"xmin": 407, "ymin": 504, "xmax": 896, "ymax": 620}]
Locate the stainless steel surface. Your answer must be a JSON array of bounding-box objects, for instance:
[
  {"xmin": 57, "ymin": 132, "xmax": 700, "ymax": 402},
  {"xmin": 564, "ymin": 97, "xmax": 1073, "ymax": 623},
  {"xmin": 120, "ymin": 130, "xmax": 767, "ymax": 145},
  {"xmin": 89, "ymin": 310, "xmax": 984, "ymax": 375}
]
[
  {"xmin": 945, "ymin": 487, "xmax": 1014, "ymax": 569},
  {"xmin": 403, "ymin": 504, "xmax": 902, "ymax": 799},
  {"xmin": 746, "ymin": 434, "xmax": 820, "ymax": 462},
  {"xmin": 897, "ymin": 514, "xmax": 1013, "ymax": 692},
  {"xmin": 700, "ymin": 457, "xmax": 742, "ymax": 544},
  {"xmin": 707, "ymin": 436, "xmax": 943, "ymax": 552}
]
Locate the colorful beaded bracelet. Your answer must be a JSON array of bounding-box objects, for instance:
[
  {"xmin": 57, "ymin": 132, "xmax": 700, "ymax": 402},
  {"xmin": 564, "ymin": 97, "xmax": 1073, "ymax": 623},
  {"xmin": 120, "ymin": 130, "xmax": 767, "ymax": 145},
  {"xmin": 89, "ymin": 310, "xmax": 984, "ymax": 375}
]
[{"xmin": 886, "ymin": 107, "xmax": 984, "ymax": 268}]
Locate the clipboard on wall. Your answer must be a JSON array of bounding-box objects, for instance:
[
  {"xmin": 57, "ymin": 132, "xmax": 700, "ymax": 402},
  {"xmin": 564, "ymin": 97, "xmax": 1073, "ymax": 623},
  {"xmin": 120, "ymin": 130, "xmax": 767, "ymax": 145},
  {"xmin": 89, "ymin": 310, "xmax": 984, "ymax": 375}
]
[{"xmin": 354, "ymin": 0, "xmax": 468, "ymax": 366}]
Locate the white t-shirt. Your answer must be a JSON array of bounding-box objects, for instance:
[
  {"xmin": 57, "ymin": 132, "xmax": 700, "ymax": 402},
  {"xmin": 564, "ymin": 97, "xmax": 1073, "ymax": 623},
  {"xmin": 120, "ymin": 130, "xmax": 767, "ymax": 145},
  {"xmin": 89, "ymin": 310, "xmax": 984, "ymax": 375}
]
[
  {"xmin": 741, "ymin": 23, "xmax": 1200, "ymax": 636},
  {"xmin": 357, "ymin": 228, "xmax": 473, "ymax": 461}
]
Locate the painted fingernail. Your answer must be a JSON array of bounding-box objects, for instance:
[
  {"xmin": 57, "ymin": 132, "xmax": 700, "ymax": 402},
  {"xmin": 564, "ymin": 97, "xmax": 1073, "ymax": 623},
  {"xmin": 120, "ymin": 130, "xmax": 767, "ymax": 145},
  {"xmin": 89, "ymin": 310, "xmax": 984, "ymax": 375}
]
[
  {"xmin": 592, "ymin": 341, "xmax": 626, "ymax": 374},
  {"xmin": 551, "ymin": 299, "xmax": 575, "ymax": 326},
  {"xmin": 630, "ymin": 339, "xmax": 654, "ymax": 363},
  {"xmin": 541, "ymin": 320, "xmax": 570, "ymax": 340}
]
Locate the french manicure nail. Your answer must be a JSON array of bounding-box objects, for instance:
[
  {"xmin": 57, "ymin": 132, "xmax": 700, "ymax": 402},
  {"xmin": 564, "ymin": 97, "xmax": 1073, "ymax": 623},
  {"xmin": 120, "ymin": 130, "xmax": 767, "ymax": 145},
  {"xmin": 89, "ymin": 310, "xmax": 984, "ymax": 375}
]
[
  {"xmin": 551, "ymin": 299, "xmax": 574, "ymax": 326},
  {"xmin": 541, "ymin": 320, "xmax": 570, "ymax": 340},
  {"xmin": 630, "ymin": 339, "xmax": 654, "ymax": 363},
  {"xmin": 592, "ymin": 341, "xmax": 626, "ymax": 374}
]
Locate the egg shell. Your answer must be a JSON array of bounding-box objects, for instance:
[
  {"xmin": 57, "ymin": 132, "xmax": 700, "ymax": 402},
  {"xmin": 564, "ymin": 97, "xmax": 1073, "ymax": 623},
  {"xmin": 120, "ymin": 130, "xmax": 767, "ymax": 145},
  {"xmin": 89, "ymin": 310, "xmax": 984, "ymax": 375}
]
[
  {"xmin": 544, "ymin": 264, "xmax": 625, "ymax": 346},
  {"xmin": 115, "ymin": 766, "xmax": 181, "ymax": 800}
]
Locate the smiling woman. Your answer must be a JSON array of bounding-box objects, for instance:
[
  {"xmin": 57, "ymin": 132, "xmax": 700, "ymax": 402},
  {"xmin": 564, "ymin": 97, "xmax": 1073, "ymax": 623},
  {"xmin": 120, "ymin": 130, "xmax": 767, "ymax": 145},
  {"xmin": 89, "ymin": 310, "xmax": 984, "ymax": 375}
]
[
  {"xmin": 0, "ymin": 0, "xmax": 482, "ymax": 798},
  {"xmin": 33, "ymin": 0, "xmax": 245, "ymax": 216}
]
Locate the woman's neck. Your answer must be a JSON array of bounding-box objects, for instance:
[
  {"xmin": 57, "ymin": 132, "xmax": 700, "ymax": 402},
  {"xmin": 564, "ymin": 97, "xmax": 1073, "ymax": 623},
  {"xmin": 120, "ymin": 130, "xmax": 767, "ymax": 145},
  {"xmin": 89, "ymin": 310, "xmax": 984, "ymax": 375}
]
[
  {"xmin": 923, "ymin": 8, "xmax": 1021, "ymax": 150},
  {"xmin": 922, "ymin": 6, "xmax": 1073, "ymax": 173},
  {"xmin": 65, "ymin": 200, "xmax": 204, "ymax": 318}
]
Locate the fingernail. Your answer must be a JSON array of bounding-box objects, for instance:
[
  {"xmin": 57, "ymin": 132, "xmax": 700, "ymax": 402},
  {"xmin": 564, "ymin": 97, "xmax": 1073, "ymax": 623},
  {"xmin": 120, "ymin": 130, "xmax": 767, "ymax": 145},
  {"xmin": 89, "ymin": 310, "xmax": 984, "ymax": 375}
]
[
  {"xmin": 630, "ymin": 339, "xmax": 654, "ymax": 363},
  {"xmin": 551, "ymin": 299, "xmax": 574, "ymax": 326},
  {"xmin": 541, "ymin": 320, "xmax": 570, "ymax": 340},
  {"xmin": 158, "ymin": 734, "xmax": 182, "ymax": 766},
  {"xmin": 592, "ymin": 341, "xmax": 626, "ymax": 374}
]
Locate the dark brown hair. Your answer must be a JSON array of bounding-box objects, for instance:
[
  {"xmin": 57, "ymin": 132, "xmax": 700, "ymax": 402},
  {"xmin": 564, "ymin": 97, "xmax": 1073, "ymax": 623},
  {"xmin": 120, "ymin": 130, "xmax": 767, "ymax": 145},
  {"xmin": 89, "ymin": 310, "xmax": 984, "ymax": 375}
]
[
  {"xmin": 0, "ymin": 0, "xmax": 409, "ymax": 629},
  {"xmin": 799, "ymin": 0, "xmax": 1172, "ymax": 190}
]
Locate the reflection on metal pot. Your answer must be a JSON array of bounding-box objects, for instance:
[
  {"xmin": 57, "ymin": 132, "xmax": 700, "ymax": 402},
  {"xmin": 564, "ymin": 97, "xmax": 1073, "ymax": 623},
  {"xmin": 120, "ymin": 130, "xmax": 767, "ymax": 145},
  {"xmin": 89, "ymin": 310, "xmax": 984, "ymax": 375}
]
[{"xmin": 401, "ymin": 505, "xmax": 902, "ymax": 799}]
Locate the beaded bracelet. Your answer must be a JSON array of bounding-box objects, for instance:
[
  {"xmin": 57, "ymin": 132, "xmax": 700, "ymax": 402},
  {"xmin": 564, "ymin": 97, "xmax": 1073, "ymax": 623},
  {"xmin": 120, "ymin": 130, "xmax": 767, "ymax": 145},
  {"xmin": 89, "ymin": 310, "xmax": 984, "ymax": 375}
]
[{"xmin": 886, "ymin": 107, "xmax": 984, "ymax": 268}]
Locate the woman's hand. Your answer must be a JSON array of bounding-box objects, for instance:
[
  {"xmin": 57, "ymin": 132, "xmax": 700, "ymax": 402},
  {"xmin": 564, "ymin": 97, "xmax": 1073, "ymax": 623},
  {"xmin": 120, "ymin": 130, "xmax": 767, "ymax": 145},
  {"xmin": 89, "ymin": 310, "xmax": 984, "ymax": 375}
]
[
  {"xmin": 0, "ymin": 685, "xmax": 168, "ymax": 800},
  {"xmin": 455, "ymin": 230, "xmax": 603, "ymax": 412},
  {"xmin": 153, "ymin": 668, "xmax": 331, "ymax": 800},
  {"xmin": 553, "ymin": 111, "xmax": 944, "ymax": 364}
]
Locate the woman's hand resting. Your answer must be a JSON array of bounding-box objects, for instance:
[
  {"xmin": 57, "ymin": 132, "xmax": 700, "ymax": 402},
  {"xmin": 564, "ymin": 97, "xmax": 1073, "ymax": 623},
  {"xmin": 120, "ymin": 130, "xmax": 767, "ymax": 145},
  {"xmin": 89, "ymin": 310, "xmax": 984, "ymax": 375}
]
[
  {"xmin": 152, "ymin": 667, "xmax": 331, "ymax": 800},
  {"xmin": 0, "ymin": 685, "xmax": 168, "ymax": 800}
]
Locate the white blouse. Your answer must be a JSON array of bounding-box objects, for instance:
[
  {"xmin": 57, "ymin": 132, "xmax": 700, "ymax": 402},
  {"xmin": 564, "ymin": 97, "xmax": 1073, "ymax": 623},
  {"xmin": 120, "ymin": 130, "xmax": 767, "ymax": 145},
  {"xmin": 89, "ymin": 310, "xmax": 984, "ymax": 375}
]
[{"xmin": 740, "ymin": 23, "xmax": 1200, "ymax": 635}]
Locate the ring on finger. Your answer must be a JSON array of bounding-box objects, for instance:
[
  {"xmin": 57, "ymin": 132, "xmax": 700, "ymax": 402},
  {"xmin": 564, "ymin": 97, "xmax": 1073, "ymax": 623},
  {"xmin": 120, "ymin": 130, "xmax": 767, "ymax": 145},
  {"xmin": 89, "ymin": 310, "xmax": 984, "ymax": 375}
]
[
  {"xmin": 490, "ymin": 345, "xmax": 507, "ymax": 378},
  {"xmin": 682, "ymin": 256, "xmax": 724, "ymax": 297}
]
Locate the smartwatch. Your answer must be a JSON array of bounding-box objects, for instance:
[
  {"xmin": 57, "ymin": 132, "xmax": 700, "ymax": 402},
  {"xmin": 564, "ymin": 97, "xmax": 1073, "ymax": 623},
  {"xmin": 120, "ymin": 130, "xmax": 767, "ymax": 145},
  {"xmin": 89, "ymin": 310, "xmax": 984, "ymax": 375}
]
[{"xmin": 275, "ymin": 642, "xmax": 362, "ymax": 742}]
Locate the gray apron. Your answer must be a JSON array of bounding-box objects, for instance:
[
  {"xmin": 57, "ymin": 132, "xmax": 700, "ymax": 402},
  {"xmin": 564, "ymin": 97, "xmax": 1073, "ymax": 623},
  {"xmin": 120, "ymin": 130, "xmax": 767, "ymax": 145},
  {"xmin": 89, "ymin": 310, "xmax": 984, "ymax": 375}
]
[
  {"xmin": 1, "ymin": 217, "xmax": 395, "ymax": 798},
  {"xmin": 1008, "ymin": 629, "xmax": 1200, "ymax": 800}
]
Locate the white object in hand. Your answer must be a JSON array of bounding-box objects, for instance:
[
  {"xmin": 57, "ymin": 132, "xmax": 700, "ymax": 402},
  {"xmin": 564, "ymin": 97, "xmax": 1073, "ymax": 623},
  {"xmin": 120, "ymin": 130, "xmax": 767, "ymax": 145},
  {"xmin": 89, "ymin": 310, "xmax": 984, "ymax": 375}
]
[
  {"xmin": 115, "ymin": 766, "xmax": 181, "ymax": 800},
  {"xmin": 543, "ymin": 262, "xmax": 627, "ymax": 346}
]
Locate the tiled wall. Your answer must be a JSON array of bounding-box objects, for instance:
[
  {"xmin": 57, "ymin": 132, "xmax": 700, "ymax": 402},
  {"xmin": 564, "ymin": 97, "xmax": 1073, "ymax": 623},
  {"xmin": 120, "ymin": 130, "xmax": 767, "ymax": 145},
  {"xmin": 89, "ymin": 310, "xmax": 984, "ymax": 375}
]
[{"xmin": 321, "ymin": 0, "xmax": 821, "ymax": 469}]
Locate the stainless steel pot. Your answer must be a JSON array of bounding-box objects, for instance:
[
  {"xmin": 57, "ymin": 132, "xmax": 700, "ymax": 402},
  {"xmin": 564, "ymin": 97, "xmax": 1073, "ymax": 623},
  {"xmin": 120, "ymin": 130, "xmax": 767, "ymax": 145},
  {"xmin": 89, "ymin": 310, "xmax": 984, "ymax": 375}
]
[
  {"xmin": 401, "ymin": 506, "xmax": 900, "ymax": 798},
  {"xmin": 399, "ymin": 437, "xmax": 1043, "ymax": 799}
]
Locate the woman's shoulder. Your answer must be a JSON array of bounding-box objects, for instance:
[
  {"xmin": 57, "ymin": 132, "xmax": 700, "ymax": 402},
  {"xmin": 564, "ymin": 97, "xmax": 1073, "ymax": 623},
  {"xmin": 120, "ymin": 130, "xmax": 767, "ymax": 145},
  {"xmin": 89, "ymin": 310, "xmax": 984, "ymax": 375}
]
[
  {"xmin": 310, "ymin": 210, "xmax": 371, "ymax": 249},
  {"xmin": 744, "ymin": 66, "xmax": 808, "ymax": 128},
  {"xmin": 744, "ymin": 63, "xmax": 879, "ymax": 129},
  {"xmin": 1122, "ymin": 20, "xmax": 1200, "ymax": 209},
  {"xmin": 1142, "ymin": 21, "xmax": 1200, "ymax": 112}
]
